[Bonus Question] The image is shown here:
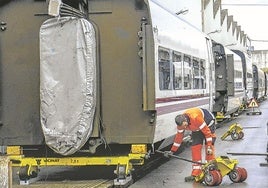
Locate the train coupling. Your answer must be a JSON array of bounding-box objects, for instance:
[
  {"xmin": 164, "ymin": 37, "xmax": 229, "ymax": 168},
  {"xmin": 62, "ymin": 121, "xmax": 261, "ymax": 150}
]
[{"xmin": 221, "ymin": 123, "xmax": 244, "ymax": 140}]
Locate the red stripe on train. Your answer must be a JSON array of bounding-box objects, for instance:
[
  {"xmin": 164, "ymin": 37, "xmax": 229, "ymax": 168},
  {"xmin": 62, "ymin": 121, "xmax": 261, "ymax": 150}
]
[{"xmin": 156, "ymin": 98, "xmax": 209, "ymax": 115}]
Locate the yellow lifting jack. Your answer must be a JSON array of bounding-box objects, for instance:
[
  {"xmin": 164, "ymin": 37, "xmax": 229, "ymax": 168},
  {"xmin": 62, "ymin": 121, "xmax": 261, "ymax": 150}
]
[
  {"xmin": 221, "ymin": 123, "xmax": 244, "ymax": 140},
  {"xmin": 156, "ymin": 150, "xmax": 247, "ymax": 186},
  {"xmin": 194, "ymin": 156, "xmax": 247, "ymax": 186},
  {"xmin": 6, "ymin": 145, "xmax": 147, "ymax": 186}
]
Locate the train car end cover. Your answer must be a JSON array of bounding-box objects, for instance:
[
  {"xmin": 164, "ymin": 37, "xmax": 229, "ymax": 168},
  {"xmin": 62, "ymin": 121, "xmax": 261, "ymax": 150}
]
[{"xmin": 40, "ymin": 17, "xmax": 96, "ymax": 156}]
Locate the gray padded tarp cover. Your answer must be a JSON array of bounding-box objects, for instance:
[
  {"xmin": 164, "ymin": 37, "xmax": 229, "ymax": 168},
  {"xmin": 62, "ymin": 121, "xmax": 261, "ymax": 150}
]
[{"xmin": 40, "ymin": 17, "xmax": 96, "ymax": 156}]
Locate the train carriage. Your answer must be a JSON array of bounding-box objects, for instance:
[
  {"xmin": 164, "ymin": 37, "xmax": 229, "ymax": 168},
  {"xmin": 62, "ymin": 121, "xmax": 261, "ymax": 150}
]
[
  {"xmin": 210, "ymin": 42, "xmax": 248, "ymax": 120},
  {"xmin": 39, "ymin": 0, "xmax": 218, "ymax": 156},
  {"xmin": 232, "ymin": 50, "xmax": 254, "ymax": 104},
  {"xmin": 224, "ymin": 47, "xmax": 246, "ymax": 115},
  {"xmin": 150, "ymin": 1, "xmax": 215, "ymax": 145},
  {"xmin": 252, "ymin": 64, "xmax": 266, "ymax": 101},
  {"xmin": 0, "ymin": 0, "xmax": 265, "ymax": 184}
]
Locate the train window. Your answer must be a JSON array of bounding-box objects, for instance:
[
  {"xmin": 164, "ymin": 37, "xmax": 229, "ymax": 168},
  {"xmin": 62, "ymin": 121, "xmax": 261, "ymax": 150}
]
[
  {"xmin": 235, "ymin": 70, "xmax": 243, "ymax": 78},
  {"xmin": 260, "ymin": 79, "xmax": 263, "ymax": 86},
  {"xmin": 183, "ymin": 55, "xmax": 192, "ymax": 89},
  {"xmin": 235, "ymin": 82, "xmax": 243, "ymax": 89},
  {"xmin": 200, "ymin": 60, "xmax": 206, "ymax": 89},
  {"xmin": 234, "ymin": 70, "xmax": 243, "ymax": 90},
  {"xmin": 158, "ymin": 49, "xmax": 171, "ymax": 90},
  {"xmin": 193, "ymin": 58, "xmax": 200, "ymax": 89},
  {"xmin": 192, "ymin": 58, "xmax": 206, "ymax": 89},
  {"xmin": 172, "ymin": 52, "xmax": 182, "ymax": 90}
]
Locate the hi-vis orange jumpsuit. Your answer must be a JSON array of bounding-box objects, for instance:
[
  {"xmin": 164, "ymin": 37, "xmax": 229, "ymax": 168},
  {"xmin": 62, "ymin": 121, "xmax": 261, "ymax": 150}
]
[{"xmin": 170, "ymin": 107, "xmax": 216, "ymax": 177}]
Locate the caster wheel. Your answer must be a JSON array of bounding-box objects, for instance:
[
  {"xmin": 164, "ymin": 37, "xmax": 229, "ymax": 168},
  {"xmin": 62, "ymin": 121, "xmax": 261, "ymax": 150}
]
[
  {"xmin": 229, "ymin": 167, "xmax": 242, "ymax": 183},
  {"xmin": 238, "ymin": 131, "xmax": 244, "ymax": 139},
  {"xmin": 19, "ymin": 165, "xmax": 30, "ymax": 181},
  {"xmin": 204, "ymin": 170, "xmax": 222, "ymax": 186},
  {"xmin": 238, "ymin": 167, "xmax": 247, "ymax": 182},
  {"xmin": 19, "ymin": 165, "xmax": 38, "ymax": 181},
  {"xmin": 213, "ymin": 170, "xmax": 222, "ymax": 185},
  {"xmin": 231, "ymin": 132, "xmax": 239, "ymax": 140}
]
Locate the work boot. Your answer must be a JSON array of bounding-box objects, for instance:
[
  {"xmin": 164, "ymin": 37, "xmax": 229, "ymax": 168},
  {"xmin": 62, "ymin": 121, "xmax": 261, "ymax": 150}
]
[{"xmin": 184, "ymin": 175, "xmax": 196, "ymax": 182}]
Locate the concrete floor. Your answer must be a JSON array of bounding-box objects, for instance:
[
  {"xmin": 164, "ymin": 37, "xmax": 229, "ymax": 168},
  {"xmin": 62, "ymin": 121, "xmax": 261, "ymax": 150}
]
[{"xmin": 130, "ymin": 100, "xmax": 268, "ymax": 188}]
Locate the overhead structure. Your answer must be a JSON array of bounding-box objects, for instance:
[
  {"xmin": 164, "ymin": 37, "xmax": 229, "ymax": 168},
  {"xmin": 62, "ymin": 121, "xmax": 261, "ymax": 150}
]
[{"xmin": 202, "ymin": 0, "xmax": 249, "ymax": 53}]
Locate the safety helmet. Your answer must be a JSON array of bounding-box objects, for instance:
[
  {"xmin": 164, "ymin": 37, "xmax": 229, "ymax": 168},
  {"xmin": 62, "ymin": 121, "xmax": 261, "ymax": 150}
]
[{"xmin": 175, "ymin": 114, "xmax": 188, "ymax": 126}]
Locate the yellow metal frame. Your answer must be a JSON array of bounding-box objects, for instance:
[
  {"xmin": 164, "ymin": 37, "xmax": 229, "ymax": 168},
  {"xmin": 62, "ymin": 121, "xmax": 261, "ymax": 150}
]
[
  {"xmin": 10, "ymin": 154, "xmax": 145, "ymax": 167},
  {"xmin": 195, "ymin": 156, "xmax": 238, "ymax": 182},
  {"xmin": 215, "ymin": 112, "xmax": 225, "ymax": 122},
  {"xmin": 6, "ymin": 146, "xmax": 22, "ymax": 155},
  {"xmin": 238, "ymin": 104, "xmax": 245, "ymax": 112},
  {"xmin": 221, "ymin": 123, "xmax": 243, "ymax": 140},
  {"xmin": 7, "ymin": 144, "xmax": 147, "ymax": 178}
]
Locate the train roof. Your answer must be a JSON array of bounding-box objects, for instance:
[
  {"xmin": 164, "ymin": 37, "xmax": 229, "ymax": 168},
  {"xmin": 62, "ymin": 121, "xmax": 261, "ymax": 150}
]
[{"xmin": 148, "ymin": 0, "xmax": 211, "ymax": 58}]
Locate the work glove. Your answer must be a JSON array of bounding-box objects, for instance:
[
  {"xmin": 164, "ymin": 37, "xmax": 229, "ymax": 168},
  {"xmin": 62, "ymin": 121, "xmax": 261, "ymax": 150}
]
[
  {"xmin": 164, "ymin": 151, "xmax": 173, "ymax": 158},
  {"xmin": 206, "ymin": 145, "xmax": 213, "ymax": 155}
]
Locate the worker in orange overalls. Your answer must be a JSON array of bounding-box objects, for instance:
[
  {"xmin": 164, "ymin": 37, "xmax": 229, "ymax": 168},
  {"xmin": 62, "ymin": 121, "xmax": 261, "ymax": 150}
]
[{"xmin": 164, "ymin": 107, "xmax": 217, "ymax": 182}]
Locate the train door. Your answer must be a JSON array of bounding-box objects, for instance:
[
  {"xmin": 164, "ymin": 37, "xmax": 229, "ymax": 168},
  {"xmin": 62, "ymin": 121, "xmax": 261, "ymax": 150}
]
[
  {"xmin": 252, "ymin": 64, "xmax": 259, "ymax": 99},
  {"xmin": 206, "ymin": 38, "xmax": 215, "ymax": 112},
  {"xmin": 232, "ymin": 50, "xmax": 254, "ymax": 103},
  {"xmin": 226, "ymin": 54, "xmax": 235, "ymax": 96},
  {"xmin": 0, "ymin": 16, "xmax": 5, "ymax": 127},
  {"xmin": 265, "ymin": 73, "xmax": 268, "ymax": 96},
  {"xmin": 211, "ymin": 42, "xmax": 228, "ymax": 114}
]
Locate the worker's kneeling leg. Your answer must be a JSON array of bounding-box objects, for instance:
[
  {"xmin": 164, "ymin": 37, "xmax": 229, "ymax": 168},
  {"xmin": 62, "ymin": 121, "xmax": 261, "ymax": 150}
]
[{"xmin": 191, "ymin": 144, "xmax": 202, "ymax": 176}]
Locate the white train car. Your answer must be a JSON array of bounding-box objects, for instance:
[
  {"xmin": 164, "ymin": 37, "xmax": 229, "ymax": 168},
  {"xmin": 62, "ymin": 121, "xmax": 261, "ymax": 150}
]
[
  {"xmin": 232, "ymin": 50, "xmax": 254, "ymax": 105},
  {"xmin": 210, "ymin": 43, "xmax": 246, "ymax": 120},
  {"xmin": 151, "ymin": 1, "xmax": 215, "ymax": 145},
  {"xmin": 252, "ymin": 64, "xmax": 266, "ymax": 101},
  {"xmin": 225, "ymin": 48, "xmax": 246, "ymax": 115}
]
